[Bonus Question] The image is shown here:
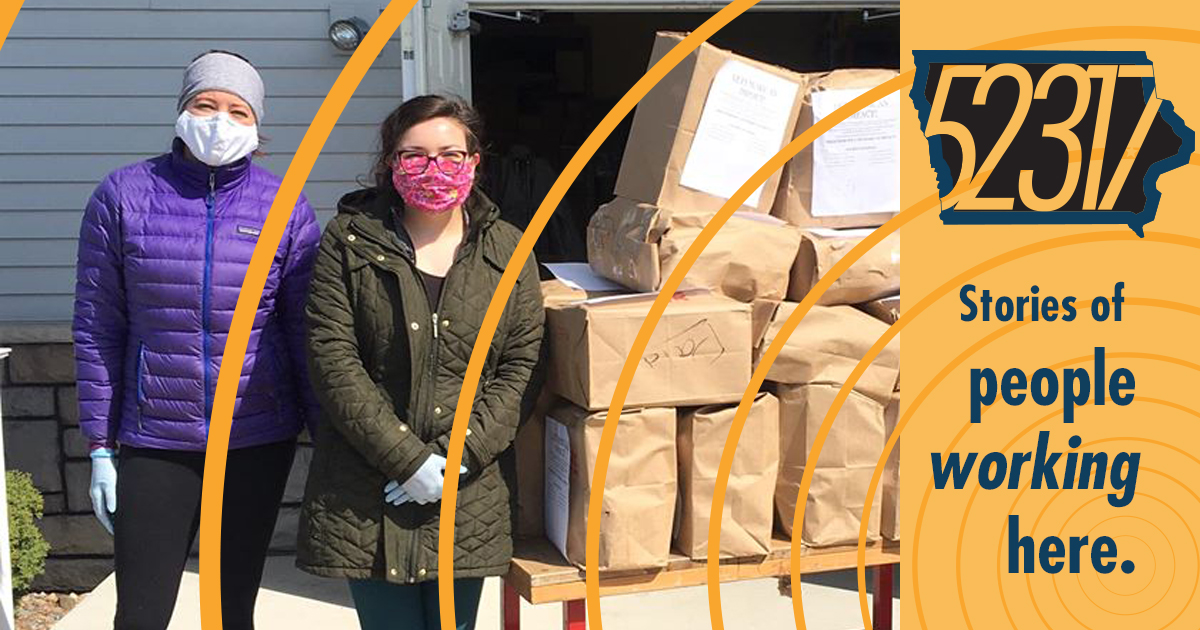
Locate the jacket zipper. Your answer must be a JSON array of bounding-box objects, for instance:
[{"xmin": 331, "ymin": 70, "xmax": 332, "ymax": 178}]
[
  {"xmin": 202, "ymin": 170, "xmax": 216, "ymax": 423},
  {"xmin": 402, "ymin": 245, "xmax": 463, "ymax": 581},
  {"xmin": 136, "ymin": 341, "xmax": 146, "ymax": 430}
]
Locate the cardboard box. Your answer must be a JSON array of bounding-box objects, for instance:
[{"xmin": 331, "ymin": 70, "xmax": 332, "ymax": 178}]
[
  {"xmin": 541, "ymin": 272, "xmax": 626, "ymax": 308},
  {"xmin": 542, "ymin": 279, "xmax": 596, "ymax": 307},
  {"xmin": 881, "ymin": 389, "xmax": 900, "ymax": 541},
  {"xmin": 775, "ymin": 383, "xmax": 883, "ymax": 547},
  {"xmin": 544, "ymin": 403, "xmax": 677, "ymax": 570},
  {"xmin": 772, "ymin": 69, "xmax": 901, "ymax": 228},
  {"xmin": 789, "ymin": 228, "xmax": 900, "ymax": 305},
  {"xmin": 616, "ymin": 32, "xmax": 807, "ymax": 215},
  {"xmin": 857, "ymin": 294, "xmax": 901, "ymax": 325},
  {"xmin": 587, "ymin": 197, "xmax": 802, "ymax": 302},
  {"xmin": 518, "ymin": 273, "xmax": 625, "ymax": 538},
  {"xmin": 546, "ymin": 292, "xmax": 752, "ymax": 410},
  {"xmin": 676, "ymin": 392, "xmax": 779, "ymax": 559},
  {"xmin": 761, "ymin": 303, "xmax": 899, "ymax": 403}
]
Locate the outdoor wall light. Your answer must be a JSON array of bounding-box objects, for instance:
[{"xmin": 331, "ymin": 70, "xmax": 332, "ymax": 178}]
[{"xmin": 328, "ymin": 16, "xmax": 369, "ymax": 51}]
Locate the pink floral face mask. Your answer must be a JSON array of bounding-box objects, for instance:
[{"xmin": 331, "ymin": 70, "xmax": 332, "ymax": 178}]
[{"xmin": 391, "ymin": 157, "xmax": 476, "ymax": 215}]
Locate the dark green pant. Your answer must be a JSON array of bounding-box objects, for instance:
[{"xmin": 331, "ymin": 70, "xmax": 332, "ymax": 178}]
[{"xmin": 348, "ymin": 577, "xmax": 485, "ymax": 630}]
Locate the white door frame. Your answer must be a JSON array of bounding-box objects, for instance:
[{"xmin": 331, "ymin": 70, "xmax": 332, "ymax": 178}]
[{"xmin": 0, "ymin": 348, "xmax": 13, "ymax": 630}]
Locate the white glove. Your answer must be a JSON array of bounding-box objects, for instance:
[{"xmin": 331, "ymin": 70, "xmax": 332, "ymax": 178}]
[
  {"xmin": 384, "ymin": 455, "xmax": 468, "ymax": 505},
  {"xmin": 89, "ymin": 448, "xmax": 118, "ymax": 535}
]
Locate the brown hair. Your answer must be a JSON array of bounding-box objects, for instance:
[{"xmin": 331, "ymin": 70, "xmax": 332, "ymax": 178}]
[{"xmin": 367, "ymin": 94, "xmax": 485, "ymax": 190}]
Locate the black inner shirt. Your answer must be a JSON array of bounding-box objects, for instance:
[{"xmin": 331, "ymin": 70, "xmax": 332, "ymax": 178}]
[{"xmin": 419, "ymin": 269, "xmax": 444, "ymax": 311}]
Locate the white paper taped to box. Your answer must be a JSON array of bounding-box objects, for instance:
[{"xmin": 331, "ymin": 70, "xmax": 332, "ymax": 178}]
[
  {"xmin": 680, "ymin": 59, "xmax": 800, "ymax": 207},
  {"xmin": 544, "ymin": 416, "xmax": 572, "ymax": 560},
  {"xmin": 811, "ymin": 88, "xmax": 901, "ymax": 217}
]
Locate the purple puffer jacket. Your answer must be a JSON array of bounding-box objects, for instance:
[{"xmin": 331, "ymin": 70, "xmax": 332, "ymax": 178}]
[{"xmin": 72, "ymin": 138, "xmax": 321, "ymax": 452}]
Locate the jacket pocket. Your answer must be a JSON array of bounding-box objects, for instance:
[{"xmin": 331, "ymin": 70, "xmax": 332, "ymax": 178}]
[{"xmin": 135, "ymin": 341, "xmax": 147, "ymax": 428}]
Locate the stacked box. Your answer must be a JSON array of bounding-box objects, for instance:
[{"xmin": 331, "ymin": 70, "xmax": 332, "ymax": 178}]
[
  {"xmin": 775, "ymin": 382, "xmax": 885, "ymax": 546},
  {"xmin": 616, "ymin": 32, "xmax": 808, "ymax": 215},
  {"xmin": 772, "ymin": 69, "xmax": 901, "ymax": 228},
  {"xmin": 533, "ymin": 32, "xmax": 903, "ymax": 565},
  {"xmin": 763, "ymin": 303, "xmax": 899, "ymax": 547},
  {"xmin": 545, "ymin": 292, "xmax": 753, "ymax": 411},
  {"xmin": 544, "ymin": 403, "xmax": 677, "ymax": 570},
  {"xmin": 789, "ymin": 228, "xmax": 900, "ymax": 305},
  {"xmin": 881, "ymin": 389, "xmax": 901, "ymax": 542},
  {"xmin": 587, "ymin": 198, "xmax": 802, "ymax": 303},
  {"xmin": 675, "ymin": 392, "xmax": 779, "ymax": 560}
]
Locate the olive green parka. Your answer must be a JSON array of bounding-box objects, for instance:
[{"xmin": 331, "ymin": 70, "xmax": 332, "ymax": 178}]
[{"xmin": 296, "ymin": 186, "xmax": 545, "ymax": 584}]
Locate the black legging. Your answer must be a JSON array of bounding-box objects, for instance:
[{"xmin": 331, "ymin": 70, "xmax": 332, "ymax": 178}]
[{"xmin": 112, "ymin": 439, "xmax": 296, "ymax": 630}]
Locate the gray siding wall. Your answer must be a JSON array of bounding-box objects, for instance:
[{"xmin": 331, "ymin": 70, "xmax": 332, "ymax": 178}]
[{"xmin": 1, "ymin": 1, "xmax": 405, "ymax": 321}]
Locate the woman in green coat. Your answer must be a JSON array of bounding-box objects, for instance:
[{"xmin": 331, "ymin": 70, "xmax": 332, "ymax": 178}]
[{"xmin": 297, "ymin": 95, "xmax": 545, "ymax": 630}]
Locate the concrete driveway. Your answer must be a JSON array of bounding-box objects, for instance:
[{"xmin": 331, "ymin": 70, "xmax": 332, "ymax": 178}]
[{"xmin": 54, "ymin": 557, "xmax": 898, "ymax": 629}]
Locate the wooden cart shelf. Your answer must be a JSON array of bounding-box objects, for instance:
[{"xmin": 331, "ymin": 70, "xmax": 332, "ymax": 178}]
[{"xmin": 501, "ymin": 536, "xmax": 901, "ymax": 629}]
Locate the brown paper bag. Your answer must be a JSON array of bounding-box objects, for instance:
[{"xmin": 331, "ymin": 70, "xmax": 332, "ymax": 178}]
[
  {"xmin": 546, "ymin": 292, "xmax": 752, "ymax": 410},
  {"xmin": 616, "ymin": 32, "xmax": 807, "ymax": 215},
  {"xmin": 881, "ymin": 389, "xmax": 901, "ymax": 541},
  {"xmin": 544, "ymin": 404, "xmax": 677, "ymax": 570},
  {"xmin": 587, "ymin": 198, "xmax": 802, "ymax": 302},
  {"xmin": 513, "ymin": 411, "xmax": 546, "ymax": 539},
  {"xmin": 761, "ymin": 303, "xmax": 899, "ymax": 403},
  {"xmin": 751, "ymin": 299, "xmax": 781, "ymax": 366},
  {"xmin": 775, "ymin": 383, "xmax": 883, "ymax": 547},
  {"xmin": 513, "ymin": 387, "xmax": 561, "ymax": 539},
  {"xmin": 772, "ymin": 69, "xmax": 900, "ymax": 228},
  {"xmin": 789, "ymin": 228, "xmax": 900, "ymax": 305},
  {"xmin": 676, "ymin": 392, "xmax": 779, "ymax": 559},
  {"xmin": 857, "ymin": 294, "xmax": 901, "ymax": 325}
]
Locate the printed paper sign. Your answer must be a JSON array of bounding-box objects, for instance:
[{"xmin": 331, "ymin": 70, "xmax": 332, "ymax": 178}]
[
  {"xmin": 544, "ymin": 417, "xmax": 572, "ymax": 559},
  {"xmin": 811, "ymin": 88, "xmax": 901, "ymax": 216},
  {"xmin": 681, "ymin": 60, "xmax": 800, "ymax": 206}
]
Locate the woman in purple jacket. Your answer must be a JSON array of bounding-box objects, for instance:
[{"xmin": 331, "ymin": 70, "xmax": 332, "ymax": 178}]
[{"xmin": 71, "ymin": 50, "xmax": 320, "ymax": 630}]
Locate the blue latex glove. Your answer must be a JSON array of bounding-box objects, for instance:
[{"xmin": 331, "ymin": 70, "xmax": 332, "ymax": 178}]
[
  {"xmin": 384, "ymin": 455, "xmax": 468, "ymax": 505},
  {"xmin": 89, "ymin": 448, "xmax": 118, "ymax": 535},
  {"xmin": 383, "ymin": 481, "xmax": 411, "ymax": 505}
]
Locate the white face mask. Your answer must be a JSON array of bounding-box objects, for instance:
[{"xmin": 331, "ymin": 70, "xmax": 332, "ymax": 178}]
[{"xmin": 174, "ymin": 111, "xmax": 259, "ymax": 167}]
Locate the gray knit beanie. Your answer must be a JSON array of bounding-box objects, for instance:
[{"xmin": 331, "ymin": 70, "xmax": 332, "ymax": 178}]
[{"xmin": 178, "ymin": 51, "xmax": 266, "ymax": 123}]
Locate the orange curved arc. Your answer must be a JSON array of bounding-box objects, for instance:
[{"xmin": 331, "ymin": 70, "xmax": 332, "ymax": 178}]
[
  {"xmin": 438, "ymin": 22, "xmax": 1200, "ymax": 630},
  {"xmin": 433, "ymin": 5, "xmax": 772, "ymax": 629},
  {"xmin": 197, "ymin": 2, "xmax": 419, "ymax": 628},
  {"xmin": 1065, "ymin": 448, "xmax": 1200, "ymax": 626},
  {"xmin": 791, "ymin": 228, "xmax": 1193, "ymax": 629},
  {"xmin": 792, "ymin": 229, "xmax": 1129, "ymax": 629},
  {"xmin": 921, "ymin": 353, "xmax": 1200, "ymax": 629},
  {"xmin": 0, "ymin": 2, "xmax": 23, "ymax": 55},
  {"xmin": 703, "ymin": 193, "xmax": 933, "ymax": 627},
  {"xmin": 845, "ymin": 320, "xmax": 1027, "ymax": 625},
  {"xmin": 693, "ymin": 25, "xmax": 1200, "ymax": 630},
  {"xmin": 950, "ymin": 397, "xmax": 1199, "ymax": 628},
  {"xmin": 951, "ymin": 351, "xmax": 1200, "ymax": 627},
  {"xmin": 1040, "ymin": 496, "xmax": 1171, "ymax": 625},
  {"xmin": 1051, "ymin": 474, "xmax": 1184, "ymax": 622},
  {"xmin": 958, "ymin": 368, "xmax": 1200, "ymax": 627},
  {"xmin": 978, "ymin": 357, "xmax": 1200, "ymax": 629},
  {"xmin": 573, "ymin": 73, "xmax": 914, "ymax": 630}
]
